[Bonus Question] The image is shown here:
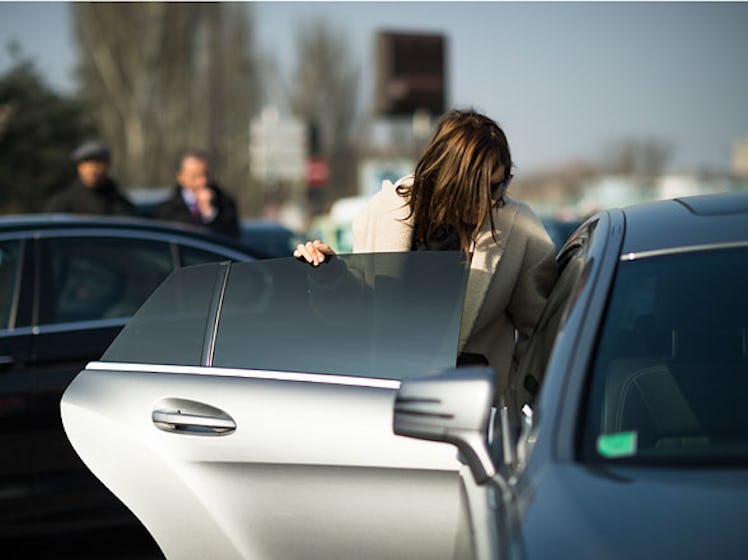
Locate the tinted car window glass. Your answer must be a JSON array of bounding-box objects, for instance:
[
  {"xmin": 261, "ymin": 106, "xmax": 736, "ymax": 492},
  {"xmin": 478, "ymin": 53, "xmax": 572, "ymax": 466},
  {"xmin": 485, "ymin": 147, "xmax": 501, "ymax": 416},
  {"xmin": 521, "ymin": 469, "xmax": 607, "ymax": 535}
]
[
  {"xmin": 102, "ymin": 263, "xmax": 226, "ymax": 365},
  {"xmin": 0, "ymin": 240, "xmax": 20, "ymax": 329},
  {"xmin": 582, "ymin": 247, "xmax": 748, "ymax": 464},
  {"xmin": 41, "ymin": 237, "xmax": 173, "ymax": 324},
  {"xmin": 102, "ymin": 253, "xmax": 470, "ymax": 378},
  {"xmin": 239, "ymin": 222, "xmax": 300, "ymax": 258},
  {"xmin": 214, "ymin": 252, "xmax": 469, "ymax": 379},
  {"xmin": 179, "ymin": 244, "xmax": 231, "ymax": 267}
]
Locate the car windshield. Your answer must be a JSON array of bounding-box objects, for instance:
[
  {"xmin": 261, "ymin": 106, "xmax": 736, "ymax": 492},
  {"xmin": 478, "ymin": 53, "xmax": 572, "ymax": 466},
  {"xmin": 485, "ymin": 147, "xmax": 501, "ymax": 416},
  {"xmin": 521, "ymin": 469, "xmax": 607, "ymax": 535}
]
[
  {"xmin": 581, "ymin": 246, "xmax": 748, "ymax": 465},
  {"xmin": 102, "ymin": 251, "xmax": 470, "ymax": 380}
]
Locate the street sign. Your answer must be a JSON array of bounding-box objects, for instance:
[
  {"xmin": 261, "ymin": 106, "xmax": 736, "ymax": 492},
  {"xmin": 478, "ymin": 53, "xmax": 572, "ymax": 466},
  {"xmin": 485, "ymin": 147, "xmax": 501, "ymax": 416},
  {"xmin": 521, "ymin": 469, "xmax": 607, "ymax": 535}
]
[
  {"xmin": 307, "ymin": 157, "xmax": 330, "ymax": 188},
  {"xmin": 249, "ymin": 107, "xmax": 307, "ymax": 184}
]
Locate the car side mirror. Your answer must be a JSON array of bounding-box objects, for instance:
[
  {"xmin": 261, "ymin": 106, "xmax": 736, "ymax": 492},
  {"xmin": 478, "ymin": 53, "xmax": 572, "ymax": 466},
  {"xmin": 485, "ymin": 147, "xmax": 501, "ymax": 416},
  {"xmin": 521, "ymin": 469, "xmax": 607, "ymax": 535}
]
[{"xmin": 393, "ymin": 368, "xmax": 496, "ymax": 484}]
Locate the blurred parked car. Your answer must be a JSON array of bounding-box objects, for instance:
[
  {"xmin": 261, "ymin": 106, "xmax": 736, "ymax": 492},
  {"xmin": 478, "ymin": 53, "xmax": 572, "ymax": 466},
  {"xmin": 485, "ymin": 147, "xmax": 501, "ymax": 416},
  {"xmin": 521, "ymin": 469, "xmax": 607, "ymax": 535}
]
[
  {"xmin": 307, "ymin": 195, "xmax": 369, "ymax": 253},
  {"xmin": 133, "ymin": 190, "xmax": 300, "ymax": 259},
  {"xmin": 0, "ymin": 214, "xmax": 257, "ymax": 548},
  {"xmin": 239, "ymin": 218, "xmax": 302, "ymax": 258},
  {"xmin": 62, "ymin": 192, "xmax": 748, "ymax": 559},
  {"xmin": 541, "ymin": 216, "xmax": 584, "ymax": 251}
]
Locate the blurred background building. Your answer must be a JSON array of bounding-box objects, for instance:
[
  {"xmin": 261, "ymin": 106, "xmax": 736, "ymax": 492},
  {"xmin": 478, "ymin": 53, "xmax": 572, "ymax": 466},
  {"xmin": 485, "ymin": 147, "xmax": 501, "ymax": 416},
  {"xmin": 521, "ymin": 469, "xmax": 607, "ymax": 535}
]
[{"xmin": 1, "ymin": 2, "xmax": 747, "ymax": 250}]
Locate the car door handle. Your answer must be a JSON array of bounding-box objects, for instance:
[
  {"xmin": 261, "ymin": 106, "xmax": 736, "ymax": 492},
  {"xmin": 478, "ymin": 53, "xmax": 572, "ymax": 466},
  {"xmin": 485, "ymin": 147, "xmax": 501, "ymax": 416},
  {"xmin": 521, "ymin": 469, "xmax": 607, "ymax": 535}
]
[{"xmin": 152, "ymin": 410, "xmax": 236, "ymax": 436}]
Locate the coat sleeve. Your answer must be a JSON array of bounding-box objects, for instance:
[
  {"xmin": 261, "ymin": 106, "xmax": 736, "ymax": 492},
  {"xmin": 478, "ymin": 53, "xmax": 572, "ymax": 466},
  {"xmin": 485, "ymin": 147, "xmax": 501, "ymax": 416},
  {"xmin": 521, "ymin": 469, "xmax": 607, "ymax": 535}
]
[
  {"xmin": 352, "ymin": 178, "xmax": 413, "ymax": 254},
  {"xmin": 210, "ymin": 192, "xmax": 240, "ymax": 238},
  {"xmin": 352, "ymin": 187, "xmax": 385, "ymax": 253},
  {"xmin": 506, "ymin": 208, "xmax": 557, "ymax": 366},
  {"xmin": 153, "ymin": 194, "xmax": 186, "ymax": 222},
  {"xmin": 112, "ymin": 193, "xmax": 135, "ymax": 216},
  {"xmin": 45, "ymin": 190, "xmax": 72, "ymax": 213}
]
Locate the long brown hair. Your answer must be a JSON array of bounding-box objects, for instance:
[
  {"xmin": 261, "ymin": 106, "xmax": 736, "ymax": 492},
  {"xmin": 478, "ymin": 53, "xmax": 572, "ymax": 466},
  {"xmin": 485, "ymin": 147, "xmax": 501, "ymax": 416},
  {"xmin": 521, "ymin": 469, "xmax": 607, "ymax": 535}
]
[{"xmin": 397, "ymin": 109, "xmax": 512, "ymax": 254}]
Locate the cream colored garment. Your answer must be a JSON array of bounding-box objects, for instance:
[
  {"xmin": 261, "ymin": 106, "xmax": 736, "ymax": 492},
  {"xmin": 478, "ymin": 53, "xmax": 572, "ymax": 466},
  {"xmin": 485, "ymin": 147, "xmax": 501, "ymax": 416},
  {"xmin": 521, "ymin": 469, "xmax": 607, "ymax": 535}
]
[{"xmin": 352, "ymin": 175, "xmax": 556, "ymax": 391}]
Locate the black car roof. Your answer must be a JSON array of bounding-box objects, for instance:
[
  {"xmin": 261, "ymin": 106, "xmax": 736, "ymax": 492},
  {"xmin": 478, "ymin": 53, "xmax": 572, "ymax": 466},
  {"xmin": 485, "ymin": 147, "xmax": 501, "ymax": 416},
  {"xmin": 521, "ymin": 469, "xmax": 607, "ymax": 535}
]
[
  {"xmin": 0, "ymin": 213, "xmax": 259, "ymax": 255},
  {"xmin": 619, "ymin": 191, "xmax": 748, "ymax": 255}
]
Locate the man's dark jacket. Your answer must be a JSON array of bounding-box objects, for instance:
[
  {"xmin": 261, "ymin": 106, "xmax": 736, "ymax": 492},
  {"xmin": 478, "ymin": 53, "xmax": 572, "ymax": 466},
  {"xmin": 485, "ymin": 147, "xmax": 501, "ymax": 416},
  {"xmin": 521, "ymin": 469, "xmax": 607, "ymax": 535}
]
[
  {"xmin": 45, "ymin": 178, "xmax": 134, "ymax": 216},
  {"xmin": 154, "ymin": 184, "xmax": 240, "ymax": 238}
]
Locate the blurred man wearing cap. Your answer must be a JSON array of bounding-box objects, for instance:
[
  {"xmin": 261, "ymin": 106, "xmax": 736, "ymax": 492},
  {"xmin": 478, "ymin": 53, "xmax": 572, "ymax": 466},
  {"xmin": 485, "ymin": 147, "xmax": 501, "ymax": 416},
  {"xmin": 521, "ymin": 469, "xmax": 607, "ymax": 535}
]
[
  {"xmin": 154, "ymin": 149, "xmax": 239, "ymax": 238},
  {"xmin": 45, "ymin": 140, "xmax": 134, "ymax": 215}
]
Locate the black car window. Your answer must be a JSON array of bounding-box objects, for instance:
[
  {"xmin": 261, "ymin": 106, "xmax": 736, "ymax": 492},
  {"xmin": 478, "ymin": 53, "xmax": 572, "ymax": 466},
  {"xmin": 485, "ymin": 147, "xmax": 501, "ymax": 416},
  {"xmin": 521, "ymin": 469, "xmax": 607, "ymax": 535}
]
[
  {"xmin": 39, "ymin": 236, "xmax": 173, "ymax": 325},
  {"xmin": 179, "ymin": 244, "xmax": 233, "ymax": 267},
  {"xmin": 582, "ymin": 246, "xmax": 748, "ymax": 464},
  {"xmin": 0, "ymin": 240, "xmax": 21, "ymax": 330},
  {"xmin": 102, "ymin": 263, "xmax": 226, "ymax": 366}
]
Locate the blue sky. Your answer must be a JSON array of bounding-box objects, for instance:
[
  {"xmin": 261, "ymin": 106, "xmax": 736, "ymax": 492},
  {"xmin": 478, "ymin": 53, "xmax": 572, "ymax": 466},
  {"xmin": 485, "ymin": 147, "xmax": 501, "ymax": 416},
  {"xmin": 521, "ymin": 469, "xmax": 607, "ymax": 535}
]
[{"xmin": 2, "ymin": 2, "xmax": 747, "ymax": 175}]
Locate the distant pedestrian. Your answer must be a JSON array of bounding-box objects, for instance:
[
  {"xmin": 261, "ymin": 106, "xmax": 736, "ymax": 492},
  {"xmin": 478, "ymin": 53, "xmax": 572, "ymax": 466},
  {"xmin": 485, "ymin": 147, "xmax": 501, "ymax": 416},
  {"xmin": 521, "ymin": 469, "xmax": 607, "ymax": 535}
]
[
  {"xmin": 46, "ymin": 140, "xmax": 134, "ymax": 215},
  {"xmin": 155, "ymin": 149, "xmax": 240, "ymax": 238}
]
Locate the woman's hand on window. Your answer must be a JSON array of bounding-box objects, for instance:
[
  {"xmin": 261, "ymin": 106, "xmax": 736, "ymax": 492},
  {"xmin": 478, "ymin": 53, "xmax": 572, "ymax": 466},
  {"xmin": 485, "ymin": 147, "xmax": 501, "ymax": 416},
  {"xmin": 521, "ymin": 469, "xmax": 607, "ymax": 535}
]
[{"xmin": 294, "ymin": 240, "xmax": 336, "ymax": 267}]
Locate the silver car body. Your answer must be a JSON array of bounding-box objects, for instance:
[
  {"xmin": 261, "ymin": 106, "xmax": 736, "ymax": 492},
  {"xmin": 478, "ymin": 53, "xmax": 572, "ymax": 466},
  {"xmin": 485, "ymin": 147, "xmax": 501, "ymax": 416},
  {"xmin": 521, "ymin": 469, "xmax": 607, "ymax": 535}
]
[{"xmin": 62, "ymin": 252, "xmax": 479, "ymax": 559}]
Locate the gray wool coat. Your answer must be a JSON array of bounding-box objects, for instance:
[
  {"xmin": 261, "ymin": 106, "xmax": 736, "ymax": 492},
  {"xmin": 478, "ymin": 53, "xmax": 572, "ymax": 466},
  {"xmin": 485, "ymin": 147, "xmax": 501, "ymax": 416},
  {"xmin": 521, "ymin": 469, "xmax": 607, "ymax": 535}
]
[{"xmin": 352, "ymin": 175, "xmax": 557, "ymax": 392}]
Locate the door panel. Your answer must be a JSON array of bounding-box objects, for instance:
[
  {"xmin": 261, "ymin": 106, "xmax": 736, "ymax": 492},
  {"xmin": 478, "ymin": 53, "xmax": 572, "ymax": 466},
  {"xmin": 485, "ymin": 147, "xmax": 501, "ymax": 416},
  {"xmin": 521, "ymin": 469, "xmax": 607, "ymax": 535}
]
[
  {"xmin": 0, "ymin": 238, "xmax": 36, "ymax": 533},
  {"xmin": 28, "ymin": 322, "xmax": 130, "ymax": 526},
  {"xmin": 32, "ymin": 234, "xmax": 174, "ymax": 525},
  {"xmin": 0, "ymin": 329, "xmax": 35, "ymax": 534},
  {"xmin": 63, "ymin": 368, "xmax": 466, "ymax": 560}
]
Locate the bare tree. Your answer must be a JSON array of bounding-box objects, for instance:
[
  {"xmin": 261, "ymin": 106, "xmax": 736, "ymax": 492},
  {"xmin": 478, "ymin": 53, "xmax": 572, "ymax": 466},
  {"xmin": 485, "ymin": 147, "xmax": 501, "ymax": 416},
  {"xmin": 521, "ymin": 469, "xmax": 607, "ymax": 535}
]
[
  {"xmin": 288, "ymin": 18, "xmax": 361, "ymax": 208},
  {"xmin": 73, "ymin": 2, "xmax": 259, "ymax": 207},
  {"xmin": 206, "ymin": 3, "xmax": 258, "ymax": 215}
]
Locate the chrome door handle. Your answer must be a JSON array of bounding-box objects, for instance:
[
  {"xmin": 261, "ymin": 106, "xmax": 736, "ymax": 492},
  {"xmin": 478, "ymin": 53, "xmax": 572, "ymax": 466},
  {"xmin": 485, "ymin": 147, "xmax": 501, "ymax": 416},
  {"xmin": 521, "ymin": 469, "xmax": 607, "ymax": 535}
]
[{"xmin": 152, "ymin": 410, "xmax": 236, "ymax": 435}]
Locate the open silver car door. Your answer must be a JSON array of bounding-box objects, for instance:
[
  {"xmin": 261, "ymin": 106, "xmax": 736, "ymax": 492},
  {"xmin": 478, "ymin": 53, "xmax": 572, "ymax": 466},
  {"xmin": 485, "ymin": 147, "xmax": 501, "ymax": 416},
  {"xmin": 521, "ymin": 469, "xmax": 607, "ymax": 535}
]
[{"xmin": 62, "ymin": 252, "xmax": 477, "ymax": 560}]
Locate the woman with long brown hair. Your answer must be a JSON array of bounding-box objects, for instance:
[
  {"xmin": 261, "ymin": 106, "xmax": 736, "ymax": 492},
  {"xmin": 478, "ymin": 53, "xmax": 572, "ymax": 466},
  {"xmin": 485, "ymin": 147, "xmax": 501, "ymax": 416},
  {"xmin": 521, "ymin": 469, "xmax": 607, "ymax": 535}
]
[{"xmin": 295, "ymin": 109, "xmax": 556, "ymax": 393}]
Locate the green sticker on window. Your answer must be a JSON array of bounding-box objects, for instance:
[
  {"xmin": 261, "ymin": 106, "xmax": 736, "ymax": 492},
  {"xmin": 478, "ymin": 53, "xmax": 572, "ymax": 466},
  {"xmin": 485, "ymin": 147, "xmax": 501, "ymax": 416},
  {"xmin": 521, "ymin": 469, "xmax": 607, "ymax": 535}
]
[{"xmin": 597, "ymin": 431, "xmax": 638, "ymax": 458}]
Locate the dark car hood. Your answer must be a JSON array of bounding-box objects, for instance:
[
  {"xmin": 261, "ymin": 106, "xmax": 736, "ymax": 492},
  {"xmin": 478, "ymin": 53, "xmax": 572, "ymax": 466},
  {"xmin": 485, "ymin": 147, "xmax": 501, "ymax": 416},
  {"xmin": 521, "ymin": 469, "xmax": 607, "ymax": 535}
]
[{"xmin": 515, "ymin": 463, "xmax": 748, "ymax": 560}]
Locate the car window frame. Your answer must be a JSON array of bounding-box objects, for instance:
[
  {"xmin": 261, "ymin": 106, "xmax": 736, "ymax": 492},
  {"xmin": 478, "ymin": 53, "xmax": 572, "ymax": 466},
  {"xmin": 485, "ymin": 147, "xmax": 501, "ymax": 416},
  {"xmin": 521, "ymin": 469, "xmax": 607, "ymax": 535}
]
[
  {"xmin": 0, "ymin": 233, "xmax": 35, "ymax": 332},
  {"xmin": 37, "ymin": 232, "xmax": 175, "ymax": 328},
  {"xmin": 0, "ymin": 237, "xmax": 25, "ymax": 331},
  {"xmin": 521, "ymin": 209, "xmax": 626, "ymax": 466},
  {"xmin": 31, "ymin": 227, "xmax": 252, "ymax": 333}
]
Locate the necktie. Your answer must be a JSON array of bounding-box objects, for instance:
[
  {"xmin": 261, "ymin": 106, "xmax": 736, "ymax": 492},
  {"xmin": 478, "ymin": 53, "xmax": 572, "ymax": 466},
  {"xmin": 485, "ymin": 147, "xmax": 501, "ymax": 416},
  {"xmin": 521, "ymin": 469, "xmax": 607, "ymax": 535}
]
[{"xmin": 190, "ymin": 201, "xmax": 200, "ymax": 220}]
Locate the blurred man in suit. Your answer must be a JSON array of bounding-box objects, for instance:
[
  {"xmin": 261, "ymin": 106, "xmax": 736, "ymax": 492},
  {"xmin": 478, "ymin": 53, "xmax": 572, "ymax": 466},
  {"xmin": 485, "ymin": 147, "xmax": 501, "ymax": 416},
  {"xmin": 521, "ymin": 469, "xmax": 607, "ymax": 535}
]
[{"xmin": 155, "ymin": 149, "xmax": 239, "ymax": 238}]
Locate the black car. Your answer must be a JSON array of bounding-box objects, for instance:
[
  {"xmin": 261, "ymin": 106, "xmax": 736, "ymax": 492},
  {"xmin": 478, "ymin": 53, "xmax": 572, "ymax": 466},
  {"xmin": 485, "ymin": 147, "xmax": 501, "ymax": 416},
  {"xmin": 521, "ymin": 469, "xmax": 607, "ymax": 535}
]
[
  {"xmin": 0, "ymin": 214, "xmax": 257, "ymax": 548},
  {"xmin": 395, "ymin": 191, "xmax": 748, "ymax": 559},
  {"xmin": 239, "ymin": 218, "xmax": 302, "ymax": 259},
  {"xmin": 541, "ymin": 216, "xmax": 583, "ymax": 251}
]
